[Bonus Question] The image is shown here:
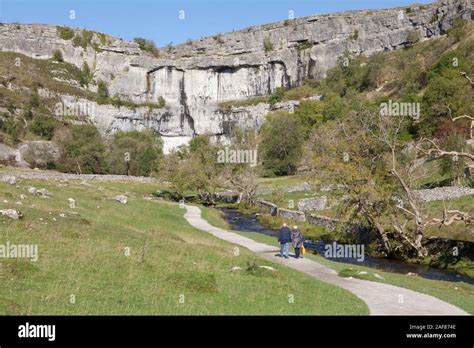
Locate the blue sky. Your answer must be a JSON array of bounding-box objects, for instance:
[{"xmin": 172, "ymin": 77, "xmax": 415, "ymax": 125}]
[{"xmin": 1, "ymin": 0, "xmax": 432, "ymax": 47}]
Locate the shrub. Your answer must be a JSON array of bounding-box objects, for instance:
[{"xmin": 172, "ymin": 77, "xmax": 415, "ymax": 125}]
[
  {"xmin": 268, "ymin": 87, "xmax": 285, "ymax": 104},
  {"xmin": 447, "ymin": 19, "xmax": 468, "ymax": 43},
  {"xmin": 133, "ymin": 37, "xmax": 157, "ymax": 53},
  {"xmin": 350, "ymin": 29, "xmax": 359, "ymax": 41},
  {"xmin": 81, "ymin": 61, "xmax": 92, "ymax": 86},
  {"xmin": 56, "ymin": 26, "xmax": 74, "ymax": 40},
  {"xmin": 29, "ymin": 114, "xmax": 59, "ymax": 140},
  {"xmin": 52, "ymin": 49, "xmax": 63, "ymax": 62},
  {"xmin": 405, "ymin": 30, "xmax": 419, "ymax": 48},
  {"xmin": 157, "ymin": 96, "xmax": 166, "ymax": 108},
  {"xmin": 263, "ymin": 36, "xmax": 273, "ymax": 53},
  {"xmin": 72, "ymin": 30, "xmax": 93, "ymax": 49},
  {"xmin": 97, "ymin": 80, "xmax": 109, "ymax": 100}
]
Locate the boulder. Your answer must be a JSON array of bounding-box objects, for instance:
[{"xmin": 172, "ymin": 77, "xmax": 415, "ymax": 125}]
[
  {"xmin": 0, "ymin": 144, "xmax": 28, "ymax": 167},
  {"xmin": 2, "ymin": 176, "xmax": 17, "ymax": 185},
  {"xmin": 17, "ymin": 141, "xmax": 60, "ymax": 168},
  {"xmin": 115, "ymin": 195, "xmax": 128, "ymax": 204},
  {"xmin": 0, "ymin": 209, "xmax": 23, "ymax": 220}
]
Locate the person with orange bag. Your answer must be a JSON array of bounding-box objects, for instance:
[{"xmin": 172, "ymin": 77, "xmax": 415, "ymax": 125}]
[{"xmin": 291, "ymin": 225, "xmax": 304, "ymax": 259}]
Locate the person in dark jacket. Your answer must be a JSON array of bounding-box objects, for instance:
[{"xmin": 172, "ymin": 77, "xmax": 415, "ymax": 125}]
[
  {"xmin": 291, "ymin": 225, "xmax": 304, "ymax": 258},
  {"xmin": 278, "ymin": 223, "xmax": 292, "ymax": 258}
]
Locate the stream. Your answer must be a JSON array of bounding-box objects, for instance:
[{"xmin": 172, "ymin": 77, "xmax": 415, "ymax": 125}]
[{"xmin": 219, "ymin": 208, "xmax": 474, "ymax": 285}]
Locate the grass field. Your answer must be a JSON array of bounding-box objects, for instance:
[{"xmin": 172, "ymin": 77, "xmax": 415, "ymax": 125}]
[
  {"xmin": 0, "ymin": 177, "xmax": 368, "ymax": 315},
  {"xmin": 201, "ymin": 207, "xmax": 474, "ymax": 314}
]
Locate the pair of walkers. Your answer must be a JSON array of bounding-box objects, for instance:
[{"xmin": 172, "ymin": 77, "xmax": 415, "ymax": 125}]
[{"xmin": 278, "ymin": 223, "xmax": 304, "ymax": 259}]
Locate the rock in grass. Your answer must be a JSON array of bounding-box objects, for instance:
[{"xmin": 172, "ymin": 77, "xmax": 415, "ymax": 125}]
[
  {"xmin": 26, "ymin": 186, "xmax": 37, "ymax": 195},
  {"xmin": 0, "ymin": 209, "xmax": 23, "ymax": 220},
  {"xmin": 2, "ymin": 176, "xmax": 16, "ymax": 185},
  {"xmin": 115, "ymin": 195, "xmax": 128, "ymax": 204},
  {"xmin": 25, "ymin": 187, "xmax": 51, "ymax": 197},
  {"xmin": 230, "ymin": 266, "xmax": 243, "ymax": 272},
  {"xmin": 37, "ymin": 189, "xmax": 51, "ymax": 197},
  {"xmin": 259, "ymin": 265, "xmax": 276, "ymax": 271}
]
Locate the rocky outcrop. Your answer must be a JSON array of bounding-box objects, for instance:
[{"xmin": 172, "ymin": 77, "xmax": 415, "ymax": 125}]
[
  {"xmin": 0, "ymin": 141, "xmax": 59, "ymax": 168},
  {"xmin": 17, "ymin": 141, "xmax": 61, "ymax": 168},
  {"xmin": 0, "ymin": 0, "xmax": 471, "ymax": 150}
]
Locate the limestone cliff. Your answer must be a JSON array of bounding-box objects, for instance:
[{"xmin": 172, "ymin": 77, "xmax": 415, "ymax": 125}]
[{"xmin": 0, "ymin": 0, "xmax": 472, "ymax": 151}]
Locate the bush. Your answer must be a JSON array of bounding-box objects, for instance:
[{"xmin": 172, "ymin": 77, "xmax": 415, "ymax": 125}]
[
  {"xmin": 80, "ymin": 61, "xmax": 92, "ymax": 86},
  {"xmin": 29, "ymin": 114, "xmax": 59, "ymax": 140},
  {"xmin": 97, "ymin": 80, "xmax": 109, "ymax": 100},
  {"xmin": 133, "ymin": 37, "xmax": 157, "ymax": 53},
  {"xmin": 157, "ymin": 96, "xmax": 166, "ymax": 108},
  {"xmin": 72, "ymin": 30, "xmax": 94, "ymax": 49},
  {"xmin": 447, "ymin": 19, "xmax": 468, "ymax": 43},
  {"xmin": 268, "ymin": 87, "xmax": 285, "ymax": 104},
  {"xmin": 56, "ymin": 26, "xmax": 74, "ymax": 40},
  {"xmin": 52, "ymin": 49, "xmax": 63, "ymax": 62},
  {"xmin": 405, "ymin": 30, "xmax": 419, "ymax": 48},
  {"xmin": 263, "ymin": 36, "xmax": 273, "ymax": 53}
]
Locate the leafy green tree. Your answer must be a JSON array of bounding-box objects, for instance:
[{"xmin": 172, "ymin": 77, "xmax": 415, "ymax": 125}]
[
  {"xmin": 160, "ymin": 135, "xmax": 221, "ymax": 199},
  {"xmin": 106, "ymin": 130, "xmax": 163, "ymax": 176},
  {"xmin": 55, "ymin": 125, "xmax": 106, "ymax": 174},
  {"xmin": 419, "ymin": 51, "xmax": 473, "ymax": 137},
  {"xmin": 260, "ymin": 111, "xmax": 304, "ymax": 176},
  {"xmin": 293, "ymin": 100, "xmax": 325, "ymax": 137}
]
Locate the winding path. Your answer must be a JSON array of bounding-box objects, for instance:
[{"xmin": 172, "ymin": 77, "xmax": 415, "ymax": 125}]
[{"xmin": 184, "ymin": 205, "xmax": 469, "ymax": 315}]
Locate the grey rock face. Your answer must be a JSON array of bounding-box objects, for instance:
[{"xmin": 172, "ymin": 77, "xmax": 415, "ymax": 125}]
[
  {"xmin": 17, "ymin": 141, "xmax": 61, "ymax": 168},
  {"xmin": 0, "ymin": 141, "xmax": 59, "ymax": 168},
  {"xmin": 0, "ymin": 0, "xmax": 471, "ymax": 150}
]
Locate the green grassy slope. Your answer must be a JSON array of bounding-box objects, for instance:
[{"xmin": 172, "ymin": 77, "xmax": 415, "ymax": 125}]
[{"xmin": 0, "ymin": 178, "xmax": 368, "ymax": 315}]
